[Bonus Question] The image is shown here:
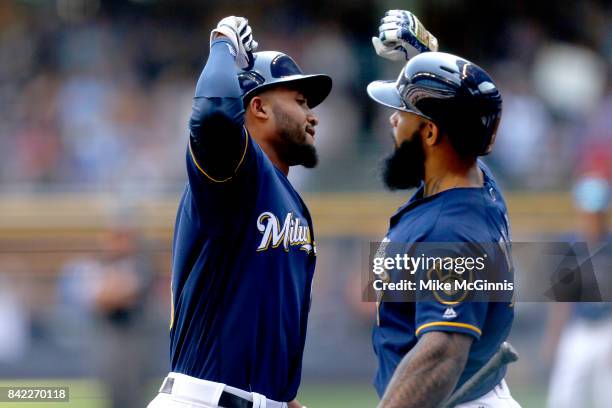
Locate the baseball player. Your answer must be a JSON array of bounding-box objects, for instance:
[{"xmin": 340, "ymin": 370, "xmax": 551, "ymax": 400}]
[
  {"xmin": 367, "ymin": 10, "xmax": 519, "ymax": 408},
  {"xmin": 544, "ymin": 171, "xmax": 612, "ymax": 408},
  {"xmin": 147, "ymin": 16, "xmax": 332, "ymax": 408}
]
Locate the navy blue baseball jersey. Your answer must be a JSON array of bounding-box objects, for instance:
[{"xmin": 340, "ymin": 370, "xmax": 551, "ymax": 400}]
[
  {"xmin": 373, "ymin": 162, "xmax": 514, "ymax": 403},
  {"xmin": 169, "ymin": 39, "xmax": 316, "ymax": 402}
]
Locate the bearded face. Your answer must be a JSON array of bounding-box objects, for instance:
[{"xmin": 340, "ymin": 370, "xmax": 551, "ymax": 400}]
[
  {"xmin": 272, "ymin": 101, "xmax": 318, "ymax": 168},
  {"xmin": 382, "ymin": 128, "xmax": 426, "ymax": 190}
]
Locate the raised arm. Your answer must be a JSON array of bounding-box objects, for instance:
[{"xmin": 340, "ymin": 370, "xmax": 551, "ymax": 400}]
[
  {"xmin": 189, "ymin": 17, "xmax": 257, "ymax": 182},
  {"xmin": 378, "ymin": 331, "xmax": 472, "ymax": 408},
  {"xmin": 372, "ymin": 10, "xmax": 438, "ymax": 61}
]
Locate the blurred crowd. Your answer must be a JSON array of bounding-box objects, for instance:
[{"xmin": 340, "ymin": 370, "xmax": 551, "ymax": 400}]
[{"xmin": 0, "ymin": 0, "xmax": 610, "ymax": 193}]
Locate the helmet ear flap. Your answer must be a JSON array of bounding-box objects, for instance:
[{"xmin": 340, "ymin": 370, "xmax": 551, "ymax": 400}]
[
  {"xmin": 239, "ymin": 71, "xmax": 266, "ymax": 106},
  {"xmin": 421, "ymin": 96, "xmax": 491, "ymax": 158},
  {"xmin": 482, "ymin": 116, "xmax": 501, "ymax": 154}
]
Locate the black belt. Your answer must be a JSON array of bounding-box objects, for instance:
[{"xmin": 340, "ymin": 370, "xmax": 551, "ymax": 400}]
[
  {"xmin": 218, "ymin": 391, "xmax": 253, "ymax": 408},
  {"xmin": 160, "ymin": 377, "xmax": 253, "ymax": 408}
]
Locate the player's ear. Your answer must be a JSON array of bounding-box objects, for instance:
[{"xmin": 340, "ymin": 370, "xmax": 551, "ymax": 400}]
[
  {"xmin": 248, "ymin": 96, "xmax": 270, "ymax": 120},
  {"xmin": 421, "ymin": 120, "xmax": 440, "ymax": 147}
]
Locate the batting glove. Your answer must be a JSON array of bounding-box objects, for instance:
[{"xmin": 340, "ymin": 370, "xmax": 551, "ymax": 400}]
[
  {"xmin": 372, "ymin": 10, "xmax": 438, "ymax": 61},
  {"xmin": 210, "ymin": 16, "xmax": 259, "ymax": 69}
]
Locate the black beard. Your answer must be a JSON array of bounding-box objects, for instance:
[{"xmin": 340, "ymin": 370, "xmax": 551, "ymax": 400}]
[
  {"xmin": 273, "ymin": 105, "xmax": 318, "ymax": 168},
  {"xmin": 382, "ymin": 131, "xmax": 425, "ymax": 190}
]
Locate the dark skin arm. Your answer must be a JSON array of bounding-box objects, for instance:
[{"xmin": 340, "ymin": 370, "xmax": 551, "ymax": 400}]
[{"xmin": 378, "ymin": 331, "xmax": 473, "ymax": 408}]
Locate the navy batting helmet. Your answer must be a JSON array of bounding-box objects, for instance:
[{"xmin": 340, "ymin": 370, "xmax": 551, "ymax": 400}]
[
  {"xmin": 238, "ymin": 51, "xmax": 332, "ymax": 109},
  {"xmin": 367, "ymin": 52, "xmax": 502, "ymax": 156}
]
